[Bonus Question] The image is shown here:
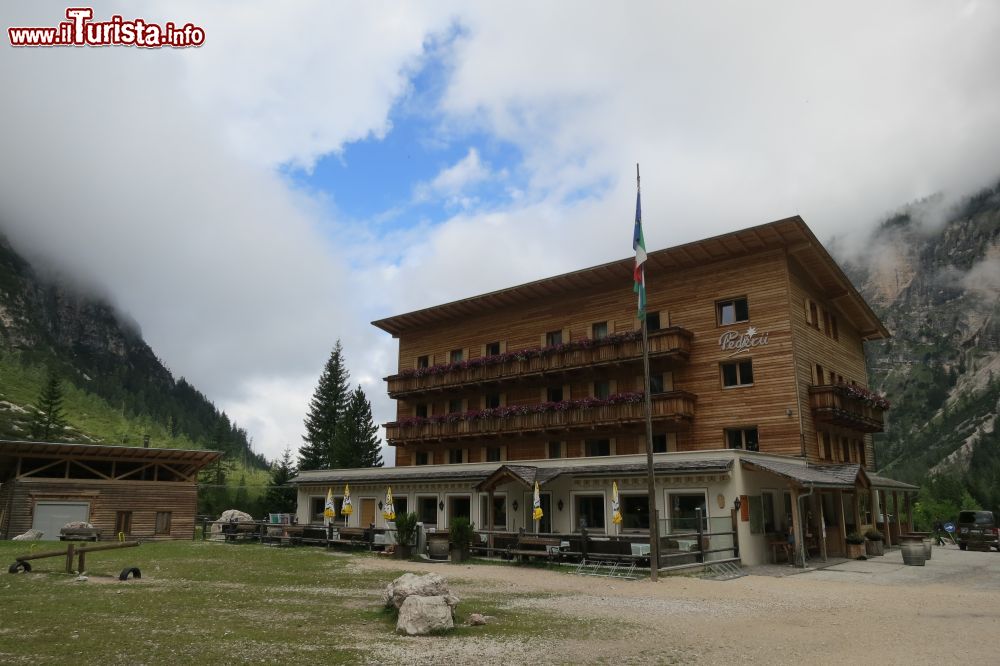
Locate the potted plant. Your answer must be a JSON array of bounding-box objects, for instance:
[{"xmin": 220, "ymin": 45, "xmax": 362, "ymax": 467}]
[
  {"xmin": 846, "ymin": 532, "xmax": 867, "ymax": 560},
  {"xmin": 393, "ymin": 512, "xmax": 418, "ymax": 560},
  {"xmin": 864, "ymin": 528, "xmax": 885, "ymax": 556},
  {"xmin": 449, "ymin": 517, "xmax": 475, "ymax": 563}
]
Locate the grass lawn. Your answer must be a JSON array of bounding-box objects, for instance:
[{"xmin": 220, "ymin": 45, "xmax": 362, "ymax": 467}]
[{"xmin": 0, "ymin": 540, "xmax": 577, "ymax": 664}]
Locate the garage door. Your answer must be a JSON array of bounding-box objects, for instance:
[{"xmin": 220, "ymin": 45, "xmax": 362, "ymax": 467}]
[{"xmin": 32, "ymin": 502, "xmax": 90, "ymax": 540}]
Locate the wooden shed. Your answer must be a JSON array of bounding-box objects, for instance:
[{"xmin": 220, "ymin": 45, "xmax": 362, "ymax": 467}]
[{"xmin": 0, "ymin": 440, "xmax": 220, "ymax": 541}]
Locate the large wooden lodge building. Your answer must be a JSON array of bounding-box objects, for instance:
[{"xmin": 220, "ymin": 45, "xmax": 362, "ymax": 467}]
[{"xmin": 293, "ymin": 216, "xmax": 917, "ymax": 567}]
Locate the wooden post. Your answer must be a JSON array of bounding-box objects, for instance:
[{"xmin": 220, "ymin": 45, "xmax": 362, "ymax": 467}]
[
  {"xmin": 77, "ymin": 550, "xmax": 86, "ymax": 573},
  {"xmin": 836, "ymin": 489, "xmax": 847, "ymax": 556},
  {"xmin": 892, "ymin": 491, "xmax": 900, "ymax": 538},
  {"xmin": 789, "ymin": 487, "xmax": 803, "ymax": 567},
  {"xmin": 905, "ymin": 492, "xmax": 914, "ymax": 532},
  {"xmin": 852, "ymin": 491, "xmax": 862, "ymax": 533},
  {"xmin": 869, "ymin": 487, "xmax": 879, "ymax": 533},
  {"xmin": 488, "ymin": 489, "xmax": 495, "ymax": 557},
  {"xmin": 64, "ymin": 543, "xmax": 75, "ymax": 574},
  {"xmin": 880, "ymin": 490, "xmax": 895, "ymax": 547},
  {"xmin": 817, "ymin": 494, "xmax": 827, "ymax": 562}
]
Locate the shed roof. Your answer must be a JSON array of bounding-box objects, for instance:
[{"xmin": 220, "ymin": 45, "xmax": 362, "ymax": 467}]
[{"xmin": 0, "ymin": 439, "xmax": 221, "ymax": 479}]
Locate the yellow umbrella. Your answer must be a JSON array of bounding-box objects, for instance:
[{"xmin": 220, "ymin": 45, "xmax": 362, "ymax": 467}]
[
  {"xmin": 612, "ymin": 481, "xmax": 622, "ymax": 525},
  {"xmin": 341, "ymin": 484, "xmax": 353, "ymax": 519},
  {"xmin": 323, "ymin": 488, "xmax": 336, "ymax": 522},
  {"xmin": 532, "ymin": 481, "xmax": 544, "ymax": 522},
  {"xmin": 383, "ymin": 486, "xmax": 396, "ymax": 521}
]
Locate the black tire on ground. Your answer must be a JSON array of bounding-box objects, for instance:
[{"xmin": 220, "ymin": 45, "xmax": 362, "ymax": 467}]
[
  {"xmin": 119, "ymin": 567, "xmax": 141, "ymax": 581},
  {"xmin": 8, "ymin": 561, "xmax": 31, "ymax": 573},
  {"xmin": 959, "ymin": 543, "xmax": 967, "ymax": 551}
]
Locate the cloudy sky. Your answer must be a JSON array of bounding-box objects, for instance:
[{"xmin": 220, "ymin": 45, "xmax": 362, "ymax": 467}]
[{"xmin": 2, "ymin": 1, "xmax": 999, "ymax": 464}]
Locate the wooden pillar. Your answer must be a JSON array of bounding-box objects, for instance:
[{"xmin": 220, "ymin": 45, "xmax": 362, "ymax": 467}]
[
  {"xmin": 64, "ymin": 543, "xmax": 75, "ymax": 574},
  {"xmin": 881, "ymin": 490, "xmax": 892, "ymax": 547},
  {"xmin": 789, "ymin": 487, "xmax": 804, "ymax": 567},
  {"xmin": 869, "ymin": 487, "xmax": 879, "ymax": 532},
  {"xmin": 488, "ymin": 489, "xmax": 495, "ymax": 557},
  {"xmin": 852, "ymin": 491, "xmax": 862, "ymax": 534},
  {"xmin": 892, "ymin": 491, "xmax": 900, "ymax": 537},
  {"xmin": 836, "ymin": 489, "xmax": 847, "ymax": 556},
  {"xmin": 817, "ymin": 493, "xmax": 828, "ymax": 562}
]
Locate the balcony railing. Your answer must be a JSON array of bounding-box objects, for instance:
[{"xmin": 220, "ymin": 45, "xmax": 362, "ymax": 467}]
[
  {"xmin": 384, "ymin": 391, "xmax": 696, "ymax": 444},
  {"xmin": 386, "ymin": 327, "xmax": 693, "ymax": 398},
  {"xmin": 808, "ymin": 384, "xmax": 887, "ymax": 433}
]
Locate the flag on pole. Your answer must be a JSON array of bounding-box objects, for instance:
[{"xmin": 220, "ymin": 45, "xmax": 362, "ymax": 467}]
[
  {"xmin": 341, "ymin": 484, "xmax": 353, "ymax": 516},
  {"xmin": 383, "ymin": 486, "xmax": 396, "ymax": 521},
  {"xmin": 532, "ymin": 481, "xmax": 544, "ymax": 521},
  {"xmin": 632, "ymin": 176, "xmax": 647, "ymax": 321},
  {"xmin": 323, "ymin": 488, "xmax": 336, "ymax": 520},
  {"xmin": 612, "ymin": 481, "xmax": 623, "ymax": 525}
]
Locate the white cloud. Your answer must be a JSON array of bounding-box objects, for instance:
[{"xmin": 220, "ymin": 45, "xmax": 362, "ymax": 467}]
[{"xmin": 413, "ymin": 147, "xmax": 497, "ymax": 207}]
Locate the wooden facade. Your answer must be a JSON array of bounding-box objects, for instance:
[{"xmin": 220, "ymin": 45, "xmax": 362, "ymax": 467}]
[
  {"xmin": 374, "ymin": 216, "xmax": 889, "ymax": 470},
  {"xmin": 0, "ymin": 440, "xmax": 220, "ymax": 541}
]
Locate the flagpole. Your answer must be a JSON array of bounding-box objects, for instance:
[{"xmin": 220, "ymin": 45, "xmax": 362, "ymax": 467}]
[{"xmin": 637, "ymin": 163, "xmax": 660, "ymax": 582}]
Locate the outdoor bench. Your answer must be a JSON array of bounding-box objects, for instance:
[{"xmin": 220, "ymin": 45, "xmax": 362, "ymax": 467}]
[
  {"xmin": 59, "ymin": 527, "xmax": 100, "ymax": 542},
  {"xmin": 507, "ymin": 535, "xmax": 563, "ymax": 561}
]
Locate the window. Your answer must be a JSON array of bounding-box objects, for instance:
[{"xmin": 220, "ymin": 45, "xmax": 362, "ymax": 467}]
[
  {"xmin": 858, "ymin": 441, "xmax": 866, "ymax": 467},
  {"xmin": 480, "ymin": 495, "xmax": 507, "ymax": 529},
  {"xmin": 726, "ymin": 427, "xmax": 759, "ymax": 452},
  {"xmin": 448, "ymin": 449, "xmax": 465, "ymax": 464},
  {"xmin": 822, "ymin": 432, "xmax": 832, "ymax": 460},
  {"xmin": 155, "ymin": 511, "xmax": 172, "ymax": 535},
  {"xmin": 545, "ymin": 330, "xmax": 562, "ymax": 347},
  {"xmin": 652, "ymin": 434, "xmax": 667, "ymax": 453},
  {"xmin": 823, "ymin": 310, "xmax": 832, "ymax": 337},
  {"xmin": 394, "ymin": 496, "xmax": 408, "ymax": 517},
  {"xmin": 575, "ymin": 494, "xmax": 606, "ymax": 530},
  {"xmin": 548, "ymin": 441, "xmax": 562, "ymax": 459},
  {"xmin": 415, "ymin": 403, "xmax": 428, "ymax": 418},
  {"xmin": 415, "ymin": 451, "xmax": 429, "ymax": 466},
  {"xmin": 650, "ymin": 374, "xmax": 664, "ymax": 394},
  {"xmin": 721, "ymin": 359, "xmax": 754, "ymax": 387},
  {"xmin": 841, "ymin": 438, "xmax": 849, "ymax": 463},
  {"xmin": 448, "ymin": 398, "xmax": 463, "ymax": 414},
  {"xmin": 485, "ymin": 341, "xmax": 501, "ymax": 357},
  {"xmin": 646, "ymin": 311, "xmax": 661, "ymax": 331},
  {"xmin": 815, "ymin": 364, "xmax": 824, "ymax": 385},
  {"xmin": 761, "ymin": 492, "xmax": 776, "ymax": 533},
  {"xmin": 669, "ymin": 493, "xmax": 707, "ymax": 532},
  {"xmin": 310, "ymin": 497, "xmax": 325, "ymax": 522},
  {"xmin": 621, "ymin": 494, "xmax": 650, "ymax": 530},
  {"xmin": 485, "ymin": 393, "xmax": 501, "ymax": 409},
  {"xmin": 115, "ymin": 511, "xmax": 132, "ymax": 536},
  {"xmin": 831, "ymin": 316, "xmax": 839, "ymax": 341},
  {"xmin": 485, "ymin": 446, "xmax": 502, "ymax": 463},
  {"xmin": 809, "ymin": 301, "xmax": 820, "ymax": 329},
  {"xmin": 717, "ymin": 298, "xmax": 749, "ymax": 326},
  {"xmin": 417, "ymin": 355, "xmax": 429, "ymax": 369},
  {"xmin": 593, "ymin": 380, "xmax": 610, "ymax": 399},
  {"xmin": 449, "ymin": 349, "xmax": 463, "ymax": 363},
  {"xmin": 585, "ymin": 439, "xmax": 611, "ymax": 456},
  {"xmin": 592, "ymin": 321, "xmax": 608, "ymax": 340},
  {"xmin": 418, "ymin": 496, "xmax": 438, "ymax": 525},
  {"xmin": 546, "ymin": 386, "xmax": 564, "ymax": 403}
]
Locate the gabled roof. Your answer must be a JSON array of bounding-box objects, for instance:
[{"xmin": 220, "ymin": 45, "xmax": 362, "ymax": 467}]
[
  {"xmin": 742, "ymin": 459, "xmax": 872, "ymax": 489},
  {"xmin": 867, "ymin": 473, "xmax": 919, "ymax": 491},
  {"xmin": 372, "ymin": 216, "xmax": 889, "ymax": 341}
]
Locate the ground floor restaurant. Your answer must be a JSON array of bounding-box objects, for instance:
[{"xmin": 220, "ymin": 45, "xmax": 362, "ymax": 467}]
[{"xmin": 292, "ymin": 450, "xmax": 918, "ymax": 568}]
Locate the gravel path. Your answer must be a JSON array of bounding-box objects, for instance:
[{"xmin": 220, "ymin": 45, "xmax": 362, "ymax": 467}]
[{"xmin": 352, "ymin": 544, "xmax": 999, "ymax": 664}]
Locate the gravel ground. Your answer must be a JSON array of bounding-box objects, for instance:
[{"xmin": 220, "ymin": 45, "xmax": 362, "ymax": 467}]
[{"xmin": 353, "ymin": 543, "xmax": 1000, "ymax": 665}]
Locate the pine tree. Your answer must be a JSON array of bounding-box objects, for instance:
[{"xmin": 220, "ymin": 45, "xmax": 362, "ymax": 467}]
[
  {"xmin": 332, "ymin": 385, "xmax": 383, "ymax": 468},
  {"xmin": 234, "ymin": 474, "xmax": 249, "ymax": 508},
  {"xmin": 30, "ymin": 370, "xmax": 68, "ymax": 441},
  {"xmin": 299, "ymin": 340, "xmax": 351, "ymax": 470},
  {"xmin": 264, "ymin": 446, "xmax": 298, "ymax": 513}
]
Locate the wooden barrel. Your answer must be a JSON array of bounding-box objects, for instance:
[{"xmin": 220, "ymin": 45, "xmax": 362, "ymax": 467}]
[{"xmin": 901, "ymin": 540, "xmax": 926, "ymax": 566}]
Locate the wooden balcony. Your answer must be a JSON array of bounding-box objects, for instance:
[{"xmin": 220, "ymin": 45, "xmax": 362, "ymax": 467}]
[
  {"xmin": 808, "ymin": 384, "xmax": 887, "ymax": 433},
  {"xmin": 384, "ymin": 391, "xmax": 696, "ymax": 445},
  {"xmin": 386, "ymin": 327, "xmax": 693, "ymax": 398}
]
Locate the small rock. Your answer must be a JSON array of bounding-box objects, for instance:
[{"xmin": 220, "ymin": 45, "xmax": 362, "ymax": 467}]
[
  {"xmin": 74, "ymin": 575, "xmax": 88, "ymax": 582},
  {"xmin": 468, "ymin": 613, "xmax": 487, "ymax": 626}
]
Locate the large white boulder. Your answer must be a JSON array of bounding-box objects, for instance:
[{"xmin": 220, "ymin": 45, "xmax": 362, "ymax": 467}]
[
  {"xmin": 383, "ymin": 572, "xmax": 456, "ymax": 610},
  {"xmin": 396, "ymin": 595, "xmax": 454, "ymax": 635},
  {"xmin": 211, "ymin": 509, "xmax": 254, "ymax": 534},
  {"xmin": 12, "ymin": 529, "xmax": 44, "ymax": 541}
]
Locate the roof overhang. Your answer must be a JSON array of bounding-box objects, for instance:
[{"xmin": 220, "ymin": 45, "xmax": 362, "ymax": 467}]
[
  {"xmin": 371, "ymin": 216, "xmax": 889, "ymax": 341},
  {"xmin": 0, "ymin": 439, "xmax": 222, "ymax": 480}
]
